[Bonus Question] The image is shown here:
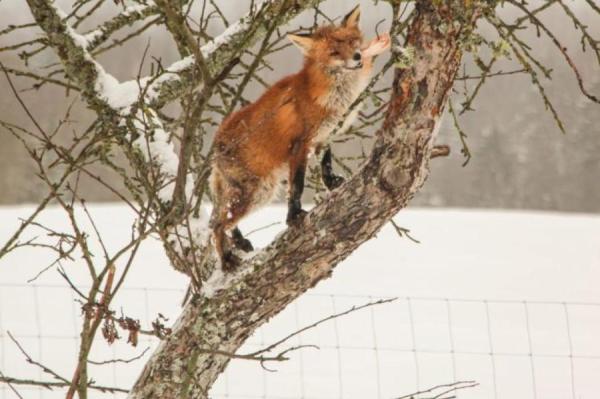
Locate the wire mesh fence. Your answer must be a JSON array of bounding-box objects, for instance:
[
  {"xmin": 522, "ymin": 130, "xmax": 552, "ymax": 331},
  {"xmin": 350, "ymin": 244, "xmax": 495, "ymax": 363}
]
[{"xmin": 1, "ymin": 284, "xmax": 599, "ymax": 399}]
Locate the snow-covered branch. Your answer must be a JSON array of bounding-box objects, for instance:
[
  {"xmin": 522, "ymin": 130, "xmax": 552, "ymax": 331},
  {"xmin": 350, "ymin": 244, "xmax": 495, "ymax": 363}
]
[
  {"xmin": 82, "ymin": 3, "xmax": 160, "ymax": 51},
  {"xmin": 132, "ymin": 0, "xmax": 325, "ymax": 108},
  {"xmin": 26, "ymin": 0, "xmax": 185, "ymax": 206}
]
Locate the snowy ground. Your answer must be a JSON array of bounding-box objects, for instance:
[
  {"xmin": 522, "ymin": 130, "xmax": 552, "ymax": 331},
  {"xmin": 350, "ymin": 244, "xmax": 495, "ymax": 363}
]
[{"xmin": 0, "ymin": 204, "xmax": 599, "ymax": 398}]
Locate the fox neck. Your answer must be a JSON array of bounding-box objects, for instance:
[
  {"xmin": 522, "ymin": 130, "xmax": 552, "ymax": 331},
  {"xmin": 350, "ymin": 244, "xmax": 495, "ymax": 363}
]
[
  {"xmin": 304, "ymin": 60, "xmax": 368, "ymax": 115},
  {"xmin": 302, "ymin": 59, "xmax": 370, "ymax": 146}
]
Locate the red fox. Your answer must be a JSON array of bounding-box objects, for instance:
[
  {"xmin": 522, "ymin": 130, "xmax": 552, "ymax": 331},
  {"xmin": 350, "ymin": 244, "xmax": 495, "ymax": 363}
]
[{"xmin": 210, "ymin": 5, "xmax": 391, "ymax": 267}]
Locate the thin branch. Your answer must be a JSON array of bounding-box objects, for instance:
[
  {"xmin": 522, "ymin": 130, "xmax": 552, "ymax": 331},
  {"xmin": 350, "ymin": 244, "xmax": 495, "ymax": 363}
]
[
  {"xmin": 245, "ymin": 298, "xmax": 397, "ymax": 357},
  {"xmin": 394, "ymin": 381, "xmax": 480, "ymax": 399},
  {"xmin": 0, "ymin": 371, "xmax": 25, "ymax": 399},
  {"xmin": 507, "ymin": 0, "xmax": 599, "ymax": 104},
  {"xmin": 390, "ymin": 220, "xmax": 421, "ymax": 244},
  {"xmin": 449, "ymin": 99, "xmax": 471, "ymax": 166},
  {"xmin": 7, "ymin": 331, "xmax": 70, "ymax": 384},
  {"xmin": 0, "ymin": 374, "xmax": 129, "ymax": 394},
  {"xmin": 88, "ymin": 347, "xmax": 150, "ymax": 365}
]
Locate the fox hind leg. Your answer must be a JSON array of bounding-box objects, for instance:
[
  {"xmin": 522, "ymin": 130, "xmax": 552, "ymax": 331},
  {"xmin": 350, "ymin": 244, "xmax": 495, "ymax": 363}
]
[
  {"xmin": 212, "ymin": 213, "xmax": 247, "ymax": 271},
  {"xmin": 211, "ymin": 220, "xmax": 237, "ymax": 271},
  {"xmin": 210, "ymin": 171, "xmax": 256, "ymax": 269}
]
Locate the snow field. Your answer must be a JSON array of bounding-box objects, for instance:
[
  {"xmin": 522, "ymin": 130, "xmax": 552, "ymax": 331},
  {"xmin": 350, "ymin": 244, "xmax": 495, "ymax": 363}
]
[{"xmin": 0, "ymin": 204, "xmax": 598, "ymax": 398}]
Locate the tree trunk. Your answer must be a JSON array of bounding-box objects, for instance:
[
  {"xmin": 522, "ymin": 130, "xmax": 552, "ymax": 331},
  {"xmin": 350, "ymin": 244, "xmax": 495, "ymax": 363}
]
[{"xmin": 129, "ymin": 2, "xmax": 482, "ymax": 398}]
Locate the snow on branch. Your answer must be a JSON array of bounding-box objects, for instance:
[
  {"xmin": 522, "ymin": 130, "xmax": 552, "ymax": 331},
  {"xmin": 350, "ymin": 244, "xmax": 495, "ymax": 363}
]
[
  {"xmin": 29, "ymin": 0, "xmax": 324, "ymax": 112},
  {"xmin": 44, "ymin": 1, "xmax": 259, "ymax": 115},
  {"xmin": 42, "ymin": 2, "xmax": 153, "ymax": 112},
  {"xmin": 82, "ymin": 3, "xmax": 160, "ymax": 51},
  {"xmin": 130, "ymin": 108, "xmax": 184, "ymax": 202},
  {"xmin": 135, "ymin": 0, "xmax": 324, "ymax": 108},
  {"xmin": 123, "ymin": 0, "xmax": 266, "ymax": 110},
  {"xmin": 25, "ymin": 0, "xmax": 189, "ymax": 206}
]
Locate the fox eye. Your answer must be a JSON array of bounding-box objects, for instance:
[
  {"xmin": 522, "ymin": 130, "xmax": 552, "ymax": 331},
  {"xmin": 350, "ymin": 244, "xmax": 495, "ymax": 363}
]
[{"xmin": 330, "ymin": 50, "xmax": 340, "ymax": 57}]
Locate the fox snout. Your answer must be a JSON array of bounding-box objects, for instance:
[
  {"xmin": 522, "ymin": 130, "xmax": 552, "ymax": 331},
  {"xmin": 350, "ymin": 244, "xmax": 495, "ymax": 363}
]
[{"xmin": 345, "ymin": 51, "xmax": 363, "ymax": 70}]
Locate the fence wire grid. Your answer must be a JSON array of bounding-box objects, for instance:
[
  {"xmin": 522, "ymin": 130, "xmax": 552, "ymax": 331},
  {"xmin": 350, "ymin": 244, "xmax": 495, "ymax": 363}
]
[{"xmin": 0, "ymin": 284, "xmax": 599, "ymax": 399}]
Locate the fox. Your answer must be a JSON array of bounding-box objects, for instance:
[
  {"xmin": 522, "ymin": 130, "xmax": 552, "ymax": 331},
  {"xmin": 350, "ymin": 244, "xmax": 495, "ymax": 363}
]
[{"xmin": 209, "ymin": 5, "xmax": 391, "ymax": 268}]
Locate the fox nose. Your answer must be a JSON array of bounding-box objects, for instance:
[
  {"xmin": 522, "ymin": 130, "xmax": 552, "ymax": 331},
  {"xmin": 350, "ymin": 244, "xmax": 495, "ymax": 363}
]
[{"xmin": 352, "ymin": 52, "xmax": 362, "ymax": 61}]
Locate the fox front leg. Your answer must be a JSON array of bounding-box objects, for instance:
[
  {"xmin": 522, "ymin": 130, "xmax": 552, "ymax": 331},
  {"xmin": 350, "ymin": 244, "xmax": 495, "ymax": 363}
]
[
  {"xmin": 321, "ymin": 146, "xmax": 345, "ymax": 191},
  {"xmin": 287, "ymin": 162, "xmax": 308, "ymax": 225},
  {"xmin": 286, "ymin": 141, "xmax": 309, "ymax": 225}
]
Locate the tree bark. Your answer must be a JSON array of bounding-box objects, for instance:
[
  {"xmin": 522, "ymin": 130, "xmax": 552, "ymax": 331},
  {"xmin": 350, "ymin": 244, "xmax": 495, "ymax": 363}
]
[{"xmin": 128, "ymin": 2, "xmax": 483, "ymax": 398}]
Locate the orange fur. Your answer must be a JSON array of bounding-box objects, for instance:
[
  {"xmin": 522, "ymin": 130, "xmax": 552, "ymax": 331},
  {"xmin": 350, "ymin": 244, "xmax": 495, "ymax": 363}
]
[{"xmin": 209, "ymin": 5, "xmax": 390, "ymax": 266}]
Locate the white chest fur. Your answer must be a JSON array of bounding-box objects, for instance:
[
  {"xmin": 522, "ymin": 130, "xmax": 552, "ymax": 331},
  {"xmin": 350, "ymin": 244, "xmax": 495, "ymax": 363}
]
[{"xmin": 312, "ymin": 70, "xmax": 370, "ymax": 146}]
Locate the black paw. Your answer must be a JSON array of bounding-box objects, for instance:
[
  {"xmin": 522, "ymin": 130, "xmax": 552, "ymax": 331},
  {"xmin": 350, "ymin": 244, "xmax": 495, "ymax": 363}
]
[
  {"xmin": 232, "ymin": 228, "xmax": 254, "ymax": 252},
  {"xmin": 222, "ymin": 251, "xmax": 241, "ymax": 272},
  {"xmin": 234, "ymin": 236, "xmax": 254, "ymax": 252},
  {"xmin": 324, "ymin": 174, "xmax": 345, "ymax": 191},
  {"xmin": 286, "ymin": 208, "xmax": 308, "ymax": 226}
]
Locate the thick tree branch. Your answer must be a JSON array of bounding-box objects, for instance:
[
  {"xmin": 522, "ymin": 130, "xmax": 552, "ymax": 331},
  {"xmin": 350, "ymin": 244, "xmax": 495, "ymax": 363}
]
[{"xmin": 128, "ymin": 2, "xmax": 483, "ymax": 398}]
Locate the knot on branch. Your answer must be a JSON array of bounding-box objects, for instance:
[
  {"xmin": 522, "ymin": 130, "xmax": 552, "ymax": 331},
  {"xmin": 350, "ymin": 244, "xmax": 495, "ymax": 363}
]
[{"xmin": 377, "ymin": 130, "xmax": 433, "ymax": 198}]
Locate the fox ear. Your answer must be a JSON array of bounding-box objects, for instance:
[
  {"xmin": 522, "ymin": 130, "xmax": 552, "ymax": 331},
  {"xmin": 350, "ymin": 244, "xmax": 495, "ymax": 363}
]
[
  {"xmin": 342, "ymin": 5, "xmax": 360, "ymax": 28},
  {"xmin": 287, "ymin": 33, "xmax": 314, "ymax": 55}
]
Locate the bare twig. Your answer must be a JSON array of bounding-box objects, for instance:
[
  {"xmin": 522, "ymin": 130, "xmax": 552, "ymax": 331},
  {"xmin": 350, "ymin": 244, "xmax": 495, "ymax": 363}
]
[
  {"xmin": 394, "ymin": 380, "xmax": 479, "ymax": 399},
  {"xmin": 88, "ymin": 347, "xmax": 150, "ymax": 365},
  {"xmin": 0, "ymin": 374, "xmax": 129, "ymax": 394},
  {"xmin": 246, "ymin": 298, "xmax": 397, "ymax": 357}
]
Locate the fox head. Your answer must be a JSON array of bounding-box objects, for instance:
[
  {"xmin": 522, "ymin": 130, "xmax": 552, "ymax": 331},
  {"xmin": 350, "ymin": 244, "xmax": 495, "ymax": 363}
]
[{"xmin": 288, "ymin": 5, "xmax": 364, "ymax": 72}]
